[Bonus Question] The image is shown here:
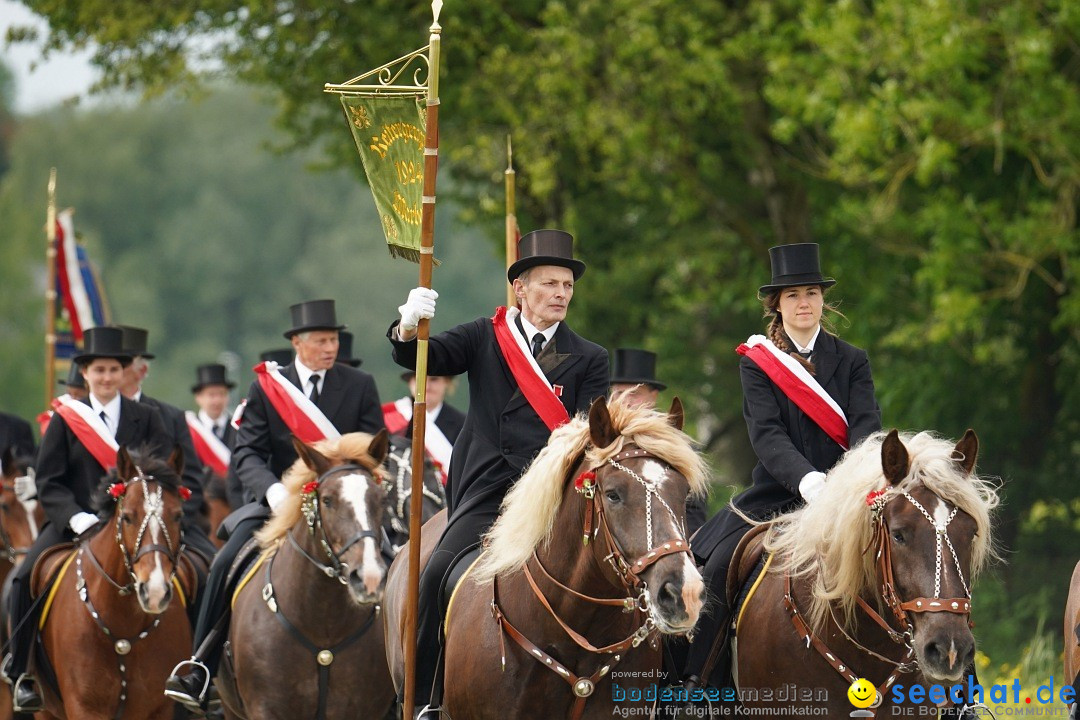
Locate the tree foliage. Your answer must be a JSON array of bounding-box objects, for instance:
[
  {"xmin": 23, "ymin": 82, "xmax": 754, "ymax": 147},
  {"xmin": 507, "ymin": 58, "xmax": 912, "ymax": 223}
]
[{"xmin": 7, "ymin": 0, "xmax": 1080, "ymax": 660}]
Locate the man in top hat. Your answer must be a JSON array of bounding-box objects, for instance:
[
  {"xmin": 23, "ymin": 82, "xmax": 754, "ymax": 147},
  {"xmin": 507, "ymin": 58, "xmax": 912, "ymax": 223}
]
[
  {"xmin": 166, "ymin": 299, "xmax": 385, "ymax": 712},
  {"xmin": 190, "ymin": 364, "xmax": 237, "ymax": 455},
  {"xmin": 59, "ymin": 363, "xmax": 89, "ymax": 402},
  {"xmin": 0, "ymin": 411, "xmax": 34, "ymax": 462},
  {"xmin": 188, "ymin": 364, "xmax": 237, "ymax": 547},
  {"xmin": 116, "ymin": 325, "xmax": 217, "ymax": 562},
  {"xmin": 390, "ymin": 228, "xmax": 609, "ymax": 715},
  {"xmin": 6, "ymin": 326, "xmax": 171, "ymax": 711},
  {"xmin": 382, "ymin": 370, "xmax": 466, "ymax": 482}
]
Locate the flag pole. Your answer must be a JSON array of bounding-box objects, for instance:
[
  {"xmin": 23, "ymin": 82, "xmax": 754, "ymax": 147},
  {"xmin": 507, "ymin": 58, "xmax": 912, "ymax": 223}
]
[
  {"xmin": 44, "ymin": 168, "xmax": 58, "ymax": 410},
  {"xmin": 403, "ymin": 3, "xmax": 442, "ymax": 718},
  {"xmin": 505, "ymin": 135, "xmax": 516, "ymax": 308}
]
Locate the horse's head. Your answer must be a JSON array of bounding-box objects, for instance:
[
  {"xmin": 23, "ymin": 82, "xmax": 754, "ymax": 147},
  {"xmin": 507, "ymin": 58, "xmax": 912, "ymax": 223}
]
[
  {"xmin": 107, "ymin": 445, "xmax": 187, "ymax": 614},
  {"xmin": 0, "ymin": 447, "xmax": 41, "ymax": 560},
  {"xmin": 290, "ymin": 431, "xmax": 390, "ymax": 605},
  {"xmin": 872, "ymin": 429, "xmax": 985, "ymax": 684},
  {"xmin": 381, "ymin": 435, "xmax": 446, "ymax": 551},
  {"xmin": 579, "ymin": 397, "xmax": 705, "ymax": 635}
]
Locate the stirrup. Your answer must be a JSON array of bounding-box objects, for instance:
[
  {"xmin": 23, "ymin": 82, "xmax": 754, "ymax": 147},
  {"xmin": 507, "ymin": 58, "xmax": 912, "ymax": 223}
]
[
  {"xmin": 0, "ymin": 654, "xmax": 13, "ymax": 686},
  {"xmin": 164, "ymin": 657, "xmax": 210, "ymax": 702},
  {"xmin": 12, "ymin": 673, "xmax": 43, "ymax": 713},
  {"xmin": 416, "ymin": 704, "xmax": 452, "ymax": 719},
  {"xmin": 960, "ymin": 703, "xmax": 997, "ymax": 719}
]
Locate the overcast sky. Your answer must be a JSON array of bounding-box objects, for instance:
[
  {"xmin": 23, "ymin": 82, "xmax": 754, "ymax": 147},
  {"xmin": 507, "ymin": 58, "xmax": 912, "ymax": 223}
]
[{"xmin": 0, "ymin": 0, "xmax": 97, "ymax": 113}]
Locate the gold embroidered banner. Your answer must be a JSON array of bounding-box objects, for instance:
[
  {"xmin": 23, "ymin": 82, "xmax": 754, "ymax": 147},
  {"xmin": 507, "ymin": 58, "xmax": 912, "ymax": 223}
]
[{"xmin": 341, "ymin": 95, "xmax": 428, "ymax": 262}]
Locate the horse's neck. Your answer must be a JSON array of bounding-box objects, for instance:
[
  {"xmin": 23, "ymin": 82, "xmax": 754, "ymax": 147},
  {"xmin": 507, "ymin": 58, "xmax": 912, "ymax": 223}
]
[
  {"xmin": 79, "ymin": 526, "xmax": 148, "ymax": 634},
  {"xmin": 87, "ymin": 522, "xmax": 129, "ymax": 582},
  {"xmin": 274, "ymin": 525, "xmax": 367, "ymax": 635}
]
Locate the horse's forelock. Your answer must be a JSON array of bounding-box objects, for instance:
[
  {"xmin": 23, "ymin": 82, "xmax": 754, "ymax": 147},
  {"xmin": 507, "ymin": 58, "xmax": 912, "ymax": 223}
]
[
  {"xmin": 92, "ymin": 445, "xmax": 181, "ymax": 516},
  {"xmin": 764, "ymin": 430, "xmax": 1000, "ymax": 634},
  {"xmin": 475, "ymin": 400, "xmax": 709, "ymax": 583}
]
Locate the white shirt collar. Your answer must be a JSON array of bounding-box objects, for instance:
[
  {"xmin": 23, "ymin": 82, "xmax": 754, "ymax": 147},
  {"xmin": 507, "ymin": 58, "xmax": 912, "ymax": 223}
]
[
  {"xmin": 89, "ymin": 393, "xmax": 122, "ymax": 436},
  {"xmin": 294, "ymin": 359, "xmax": 327, "ymax": 393},
  {"xmin": 198, "ymin": 409, "xmax": 226, "ymax": 430},
  {"xmin": 518, "ymin": 314, "xmax": 559, "ymax": 351},
  {"xmin": 131, "ymin": 389, "xmax": 142, "ymax": 402},
  {"xmin": 791, "ymin": 325, "xmax": 822, "ymax": 354}
]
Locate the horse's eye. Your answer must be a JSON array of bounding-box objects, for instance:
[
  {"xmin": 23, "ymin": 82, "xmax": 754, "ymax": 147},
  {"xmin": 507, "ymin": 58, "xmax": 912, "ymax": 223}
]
[
  {"xmin": 122, "ymin": 513, "xmax": 135, "ymax": 525},
  {"xmin": 173, "ymin": 513, "xmax": 183, "ymax": 524},
  {"xmin": 605, "ymin": 490, "xmax": 621, "ymax": 504},
  {"xmin": 891, "ymin": 530, "xmax": 906, "ymax": 545},
  {"xmin": 0, "ymin": 504, "xmax": 9, "ymax": 513},
  {"xmin": 322, "ymin": 497, "xmax": 333, "ymax": 507}
]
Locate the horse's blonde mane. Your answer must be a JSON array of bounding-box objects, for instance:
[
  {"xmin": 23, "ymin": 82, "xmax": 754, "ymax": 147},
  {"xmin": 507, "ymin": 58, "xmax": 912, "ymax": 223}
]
[
  {"xmin": 764, "ymin": 430, "xmax": 1000, "ymax": 633},
  {"xmin": 475, "ymin": 399, "xmax": 709, "ymax": 581},
  {"xmin": 255, "ymin": 433, "xmax": 388, "ymax": 548}
]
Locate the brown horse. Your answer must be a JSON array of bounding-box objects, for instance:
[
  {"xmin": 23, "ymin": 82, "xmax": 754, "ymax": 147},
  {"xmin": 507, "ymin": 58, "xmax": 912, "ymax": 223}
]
[
  {"xmin": 723, "ymin": 430, "xmax": 998, "ymax": 717},
  {"xmin": 385, "ymin": 397, "xmax": 710, "ymax": 719},
  {"xmin": 217, "ymin": 431, "xmax": 396, "ymax": 720},
  {"xmin": 0, "ymin": 447, "xmax": 45, "ymax": 585},
  {"xmin": 33, "ymin": 445, "xmax": 196, "ymax": 719},
  {"xmin": 382, "ymin": 434, "xmax": 446, "ymax": 555},
  {"xmin": 203, "ymin": 474, "xmax": 232, "ymax": 550},
  {"xmin": 1065, "ymin": 560, "xmax": 1080, "ymax": 720}
]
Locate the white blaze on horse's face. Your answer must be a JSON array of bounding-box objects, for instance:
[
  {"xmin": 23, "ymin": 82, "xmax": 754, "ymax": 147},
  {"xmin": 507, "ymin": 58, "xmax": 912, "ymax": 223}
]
[
  {"xmin": 337, "ymin": 473, "xmax": 385, "ymax": 604},
  {"xmin": 140, "ymin": 484, "xmax": 170, "ymax": 613}
]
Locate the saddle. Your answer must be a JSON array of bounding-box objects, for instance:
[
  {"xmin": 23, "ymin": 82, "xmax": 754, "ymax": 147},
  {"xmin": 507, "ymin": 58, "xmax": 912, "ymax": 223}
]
[
  {"xmin": 725, "ymin": 523, "xmax": 772, "ymax": 627},
  {"xmin": 440, "ymin": 544, "xmax": 483, "ymax": 633},
  {"xmin": 226, "ymin": 537, "xmax": 269, "ymax": 609}
]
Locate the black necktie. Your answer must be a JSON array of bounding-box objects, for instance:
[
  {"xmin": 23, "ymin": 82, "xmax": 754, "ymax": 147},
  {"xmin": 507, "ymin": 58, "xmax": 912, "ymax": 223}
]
[
  {"xmin": 531, "ymin": 333, "xmax": 545, "ymax": 358},
  {"xmin": 99, "ymin": 410, "xmax": 109, "ymax": 434},
  {"xmin": 213, "ymin": 424, "xmax": 224, "ymax": 440},
  {"xmin": 797, "ymin": 350, "xmax": 812, "ymax": 360},
  {"xmin": 309, "ymin": 375, "xmax": 321, "ymax": 404}
]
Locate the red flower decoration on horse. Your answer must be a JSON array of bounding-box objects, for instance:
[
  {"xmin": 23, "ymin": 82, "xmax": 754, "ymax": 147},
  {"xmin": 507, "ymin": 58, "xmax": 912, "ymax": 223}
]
[
  {"xmin": 178, "ymin": 486, "xmax": 192, "ymax": 501},
  {"xmin": 108, "ymin": 482, "xmax": 126, "ymax": 499},
  {"xmin": 574, "ymin": 471, "xmax": 596, "ymax": 493},
  {"xmin": 302, "ymin": 481, "xmax": 320, "ymax": 496},
  {"xmin": 865, "ymin": 488, "xmax": 889, "ymax": 506}
]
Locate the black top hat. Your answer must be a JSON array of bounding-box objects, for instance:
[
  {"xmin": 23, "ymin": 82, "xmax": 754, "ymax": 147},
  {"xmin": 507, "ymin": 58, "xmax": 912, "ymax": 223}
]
[
  {"xmin": 283, "ymin": 299, "xmax": 346, "ymax": 339},
  {"xmin": 610, "ymin": 348, "xmax": 666, "ymax": 391},
  {"xmin": 335, "ymin": 331, "xmax": 363, "ymax": 368},
  {"xmin": 73, "ymin": 327, "xmax": 133, "ymax": 366},
  {"xmin": 260, "ymin": 349, "xmax": 294, "ymax": 367},
  {"xmin": 758, "ymin": 243, "xmax": 836, "ymax": 294},
  {"xmin": 115, "ymin": 325, "xmax": 156, "ymax": 360},
  {"xmin": 507, "ymin": 229, "xmax": 587, "ymax": 282},
  {"xmin": 59, "ymin": 363, "xmax": 86, "ymax": 389},
  {"xmin": 192, "ymin": 363, "xmax": 236, "ymax": 393}
]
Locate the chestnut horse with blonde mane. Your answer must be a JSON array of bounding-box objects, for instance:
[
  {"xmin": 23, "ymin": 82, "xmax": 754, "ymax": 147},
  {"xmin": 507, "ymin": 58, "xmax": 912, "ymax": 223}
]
[
  {"xmin": 33, "ymin": 445, "xmax": 197, "ymax": 719},
  {"xmin": 385, "ymin": 397, "xmax": 710, "ymax": 719},
  {"xmin": 721, "ymin": 430, "xmax": 999, "ymax": 717},
  {"xmin": 217, "ymin": 431, "xmax": 396, "ymax": 720}
]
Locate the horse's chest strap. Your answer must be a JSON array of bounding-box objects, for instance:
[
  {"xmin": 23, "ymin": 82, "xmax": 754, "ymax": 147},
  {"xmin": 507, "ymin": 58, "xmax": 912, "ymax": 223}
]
[{"xmin": 261, "ymin": 552, "xmax": 377, "ymax": 720}]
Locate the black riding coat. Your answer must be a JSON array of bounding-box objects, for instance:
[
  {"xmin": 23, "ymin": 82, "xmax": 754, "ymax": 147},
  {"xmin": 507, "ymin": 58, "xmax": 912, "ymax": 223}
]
[
  {"xmin": 232, "ymin": 362, "xmax": 385, "ymax": 504},
  {"xmin": 693, "ymin": 331, "xmax": 881, "ymax": 557},
  {"xmin": 388, "ymin": 316, "xmax": 609, "ymax": 519},
  {"xmin": 35, "ymin": 396, "xmax": 171, "ymax": 532}
]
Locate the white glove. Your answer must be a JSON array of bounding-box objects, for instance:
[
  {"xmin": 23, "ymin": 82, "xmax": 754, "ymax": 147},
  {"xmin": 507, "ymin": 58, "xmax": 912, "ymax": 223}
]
[
  {"xmin": 14, "ymin": 469, "xmax": 35, "ymax": 501},
  {"xmin": 798, "ymin": 471, "xmax": 827, "ymax": 503},
  {"xmin": 69, "ymin": 511, "xmax": 99, "ymax": 535},
  {"xmin": 398, "ymin": 287, "xmax": 438, "ymax": 332},
  {"xmin": 265, "ymin": 482, "xmax": 289, "ymax": 512}
]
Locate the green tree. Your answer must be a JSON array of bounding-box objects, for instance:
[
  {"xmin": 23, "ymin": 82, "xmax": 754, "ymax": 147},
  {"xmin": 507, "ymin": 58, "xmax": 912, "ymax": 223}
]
[{"xmin": 9, "ymin": 0, "xmax": 1079, "ymax": 661}]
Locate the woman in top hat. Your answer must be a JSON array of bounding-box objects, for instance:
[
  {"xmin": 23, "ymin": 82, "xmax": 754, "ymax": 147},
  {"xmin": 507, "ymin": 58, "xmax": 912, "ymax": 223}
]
[
  {"xmin": 679, "ymin": 243, "xmax": 881, "ymax": 694},
  {"xmin": 7, "ymin": 326, "xmax": 171, "ymax": 712}
]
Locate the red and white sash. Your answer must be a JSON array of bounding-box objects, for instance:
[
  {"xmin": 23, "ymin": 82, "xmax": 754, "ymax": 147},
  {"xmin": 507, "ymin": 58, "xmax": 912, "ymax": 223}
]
[
  {"xmin": 185, "ymin": 411, "xmax": 231, "ymax": 477},
  {"xmin": 736, "ymin": 335, "xmax": 849, "ymax": 450},
  {"xmin": 491, "ymin": 306, "xmax": 570, "ymax": 432},
  {"xmin": 382, "ymin": 396, "xmax": 454, "ymax": 481},
  {"xmin": 253, "ymin": 362, "xmax": 341, "ymax": 444},
  {"xmin": 229, "ymin": 399, "xmax": 247, "ymax": 431},
  {"xmin": 51, "ymin": 395, "xmax": 119, "ymax": 470}
]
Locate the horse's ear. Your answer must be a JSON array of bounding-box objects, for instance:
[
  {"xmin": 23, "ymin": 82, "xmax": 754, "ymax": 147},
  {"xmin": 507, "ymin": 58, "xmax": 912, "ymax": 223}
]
[
  {"xmin": 953, "ymin": 429, "xmax": 979, "ymax": 476},
  {"xmin": 589, "ymin": 397, "xmax": 618, "ymax": 449},
  {"xmin": 167, "ymin": 444, "xmax": 184, "ymax": 477},
  {"xmin": 367, "ymin": 429, "xmax": 390, "ymax": 465},
  {"xmin": 292, "ymin": 436, "xmax": 331, "ymax": 476},
  {"xmin": 881, "ymin": 429, "xmax": 909, "ymax": 486},
  {"xmin": 667, "ymin": 397, "xmax": 684, "ymax": 431},
  {"xmin": 117, "ymin": 445, "xmax": 135, "ymax": 481}
]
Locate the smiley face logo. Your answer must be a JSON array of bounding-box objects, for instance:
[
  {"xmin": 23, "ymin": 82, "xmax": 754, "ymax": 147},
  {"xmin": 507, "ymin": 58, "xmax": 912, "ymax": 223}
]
[{"xmin": 847, "ymin": 678, "xmax": 877, "ymax": 708}]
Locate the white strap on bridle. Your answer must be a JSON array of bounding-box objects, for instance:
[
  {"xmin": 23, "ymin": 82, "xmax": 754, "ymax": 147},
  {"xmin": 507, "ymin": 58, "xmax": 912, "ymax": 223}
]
[{"xmin": 901, "ymin": 491, "xmax": 970, "ymax": 598}]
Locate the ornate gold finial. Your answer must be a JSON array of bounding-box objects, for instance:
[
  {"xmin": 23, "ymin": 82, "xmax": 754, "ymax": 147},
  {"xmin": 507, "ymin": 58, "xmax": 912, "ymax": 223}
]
[{"xmin": 431, "ymin": 0, "xmax": 443, "ymax": 32}]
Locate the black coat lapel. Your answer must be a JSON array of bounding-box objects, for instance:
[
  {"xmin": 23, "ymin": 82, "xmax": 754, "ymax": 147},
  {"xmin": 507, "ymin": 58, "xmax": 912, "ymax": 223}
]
[
  {"xmin": 812, "ymin": 332, "xmax": 841, "ymax": 390},
  {"xmin": 317, "ymin": 366, "xmax": 345, "ymax": 421}
]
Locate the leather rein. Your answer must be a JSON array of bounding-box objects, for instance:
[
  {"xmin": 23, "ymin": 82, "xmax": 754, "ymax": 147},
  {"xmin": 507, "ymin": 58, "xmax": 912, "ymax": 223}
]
[
  {"xmin": 783, "ymin": 488, "xmax": 973, "ymax": 715},
  {"xmin": 490, "ymin": 446, "xmax": 692, "ymax": 720}
]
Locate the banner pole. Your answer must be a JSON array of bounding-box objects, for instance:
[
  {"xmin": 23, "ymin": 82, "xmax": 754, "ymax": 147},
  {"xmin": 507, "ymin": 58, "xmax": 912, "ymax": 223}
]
[
  {"xmin": 404, "ymin": 2, "xmax": 442, "ymax": 717},
  {"xmin": 44, "ymin": 168, "xmax": 58, "ymax": 410},
  {"xmin": 505, "ymin": 135, "xmax": 516, "ymax": 308}
]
